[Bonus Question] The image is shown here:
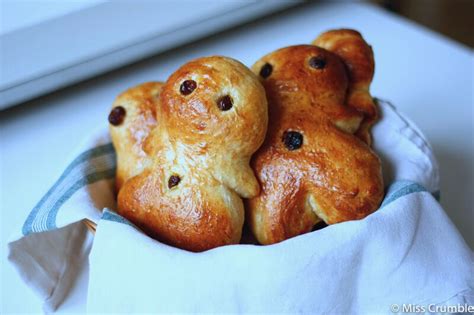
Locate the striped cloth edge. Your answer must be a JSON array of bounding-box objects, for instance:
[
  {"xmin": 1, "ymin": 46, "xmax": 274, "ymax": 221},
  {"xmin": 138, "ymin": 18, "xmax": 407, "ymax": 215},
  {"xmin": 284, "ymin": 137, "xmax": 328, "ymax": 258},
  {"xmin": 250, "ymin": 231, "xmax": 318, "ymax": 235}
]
[{"xmin": 22, "ymin": 143, "xmax": 115, "ymax": 235}]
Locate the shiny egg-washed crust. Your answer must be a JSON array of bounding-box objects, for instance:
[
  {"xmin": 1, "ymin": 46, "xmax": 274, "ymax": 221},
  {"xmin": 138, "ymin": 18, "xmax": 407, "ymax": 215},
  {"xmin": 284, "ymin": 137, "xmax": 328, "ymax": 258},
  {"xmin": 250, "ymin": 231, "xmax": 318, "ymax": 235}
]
[
  {"xmin": 109, "ymin": 82, "xmax": 162, "ymax": 191},
  {"xmin": 115, "ymin": 56, "xmax": 268, "ymax": 252},
  {"xmin": 313, "ymin": 29, "xmax": 377, "ymax": 145},
  {"xmin": 248, "ymin": 29, "xmax": 383, "ymax": 245}
]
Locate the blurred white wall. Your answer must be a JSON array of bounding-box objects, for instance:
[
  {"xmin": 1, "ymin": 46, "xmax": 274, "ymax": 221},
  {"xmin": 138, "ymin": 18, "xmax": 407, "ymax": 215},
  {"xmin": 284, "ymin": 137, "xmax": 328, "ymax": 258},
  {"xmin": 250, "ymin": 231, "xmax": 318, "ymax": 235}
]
[{"xmin": 0, "ymin": 0, "xmax": 105, "ymax": 35}]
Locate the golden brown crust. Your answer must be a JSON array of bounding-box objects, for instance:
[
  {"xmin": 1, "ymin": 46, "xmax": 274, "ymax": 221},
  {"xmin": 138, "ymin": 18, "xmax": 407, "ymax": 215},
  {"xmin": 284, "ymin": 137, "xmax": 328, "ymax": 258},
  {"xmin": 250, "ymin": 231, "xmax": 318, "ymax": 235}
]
[
  {"xmin": 252, "ymin": 45, "xmax": 364, "ymax": 134},
  {"xmin": 313, "ymin": 29, "xmax": 377, "ymax": 144},
  {"xmin": 247, "ymin": 30, "xmax": 383, "ymax": 245},
  {"xmin": 109, "ymin": 82, "xmax": 162, "ymax": 192},
  {"xmin": 118, "ymin": 169, "xmax": 243, "ymax": 252},
  {"xmin": 247, "ymin": 112, "xmax": 383, "ymax": 244},
  {"xmin": 115, "ymin": 56, "xmax": 268, "ymax": 252}
]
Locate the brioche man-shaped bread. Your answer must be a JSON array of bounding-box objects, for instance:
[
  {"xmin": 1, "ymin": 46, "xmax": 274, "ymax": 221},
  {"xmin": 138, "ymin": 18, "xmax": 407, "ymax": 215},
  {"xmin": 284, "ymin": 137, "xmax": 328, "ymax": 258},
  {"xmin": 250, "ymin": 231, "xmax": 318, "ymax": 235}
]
[
  {"xmin": 111, "ymin": 56, "xmax": 268, "ymax": 252},
  {"xmin": 109, "ymin": 82, "xmax": 163, "ymax": 191},
  {"xmin": 313, "ymin": 29, "xmax": 377, "ymax": 145},
  {"xmin": 247, "ymin": 29, "xmax": 383, "ymax": 245}
]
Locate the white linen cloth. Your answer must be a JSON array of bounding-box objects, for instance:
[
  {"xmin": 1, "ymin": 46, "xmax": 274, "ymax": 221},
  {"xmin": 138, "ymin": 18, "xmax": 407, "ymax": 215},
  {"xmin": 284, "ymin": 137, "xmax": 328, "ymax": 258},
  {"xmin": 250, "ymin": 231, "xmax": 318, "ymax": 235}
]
[{"xmin": 7, "ymin": 100, "xmax": 473, "ymax": 313}]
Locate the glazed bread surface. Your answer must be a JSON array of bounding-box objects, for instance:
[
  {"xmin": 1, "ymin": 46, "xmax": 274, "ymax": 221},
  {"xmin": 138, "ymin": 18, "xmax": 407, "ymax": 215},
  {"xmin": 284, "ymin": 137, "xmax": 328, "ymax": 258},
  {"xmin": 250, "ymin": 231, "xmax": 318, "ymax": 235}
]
[
  {"xmin": 313, "ymin": 29, "xmax": 377, "ymax": 145},
  {"xmin": 111, "ymin": 56, "xmax": 268, "ymax": 252},
  {"xmin": 109, "ymin": 82, "xmax": 162, "ymax": 191},
  {"xmin": 248, "ymin": 29, "xmax": 384, "ymax": 245}
]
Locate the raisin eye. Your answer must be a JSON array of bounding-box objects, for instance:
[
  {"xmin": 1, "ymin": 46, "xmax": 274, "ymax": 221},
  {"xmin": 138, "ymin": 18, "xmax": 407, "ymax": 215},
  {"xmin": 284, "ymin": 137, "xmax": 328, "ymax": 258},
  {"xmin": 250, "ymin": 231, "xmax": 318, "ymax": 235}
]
[
  {"xmin": 259, "ymin": 63, "xmax": 272, "ymax": 78},
  {"xmin": 309, "ymin": 56, "xmax": 326, "ymax": 69},
  {"xmin": 217, "ymin": 95, "xmax": 233, "ymax": 111},
  {"xmin": 282, "ymin": 131, "xmax": 303, "ymax": 150},
  {"xmin": 168, "ymin": 175, "xmax": 181, "ymax": 188},
  {"xmin": 180, "ymin": 80, "xmax": 197, "ymax": 95},
  {"xmin": 108, "ymin": 106, "xmax": 126, "ymax": 126}
]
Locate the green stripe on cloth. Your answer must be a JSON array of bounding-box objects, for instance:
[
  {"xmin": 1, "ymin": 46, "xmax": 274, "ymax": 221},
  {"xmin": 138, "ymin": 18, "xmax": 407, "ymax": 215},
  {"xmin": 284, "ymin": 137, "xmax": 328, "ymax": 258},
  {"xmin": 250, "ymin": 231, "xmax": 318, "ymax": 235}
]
[
  {"xmin": 381, "ymin": 181, "xmax": 428, "ymax": 208},
  {"xmin": 101, "ymin": 208, "xmax": 136, "ymax": 228},
  {"xmin": 22, "ymin": 143, "xmax": 116, "ymax": 235}
]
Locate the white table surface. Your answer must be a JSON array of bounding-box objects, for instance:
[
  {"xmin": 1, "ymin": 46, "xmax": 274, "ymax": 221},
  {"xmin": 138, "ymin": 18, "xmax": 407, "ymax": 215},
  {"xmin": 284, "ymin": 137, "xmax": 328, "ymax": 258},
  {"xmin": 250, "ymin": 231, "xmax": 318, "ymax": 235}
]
[{"xmin": 1, "ymin": 2, "xmax": 473, "ymax": 313}]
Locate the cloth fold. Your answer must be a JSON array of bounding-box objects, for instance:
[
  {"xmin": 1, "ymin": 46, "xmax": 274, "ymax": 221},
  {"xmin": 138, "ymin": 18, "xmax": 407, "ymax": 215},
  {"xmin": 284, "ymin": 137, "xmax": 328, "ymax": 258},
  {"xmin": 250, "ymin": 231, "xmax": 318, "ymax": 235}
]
[{"xmin": 7, "ymin": 100, "xmax": 473, "ymax": 313}]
